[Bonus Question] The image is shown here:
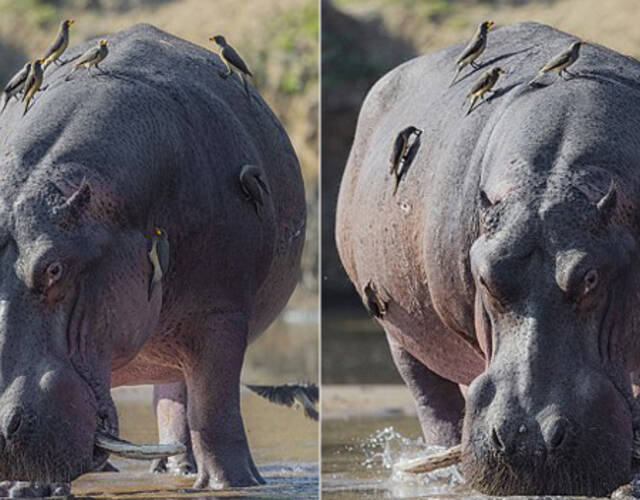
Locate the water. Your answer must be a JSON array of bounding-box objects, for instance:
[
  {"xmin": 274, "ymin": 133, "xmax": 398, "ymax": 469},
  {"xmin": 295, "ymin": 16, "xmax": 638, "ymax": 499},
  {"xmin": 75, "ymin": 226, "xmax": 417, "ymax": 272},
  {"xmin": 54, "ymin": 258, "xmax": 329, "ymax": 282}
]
[
  {"xmin": 323, "ymin": 415, "xmax": 475, "ymax": 500},
  {"xmin": 73, "ymin": 386, "xmax": 318, "ymax": 498}
]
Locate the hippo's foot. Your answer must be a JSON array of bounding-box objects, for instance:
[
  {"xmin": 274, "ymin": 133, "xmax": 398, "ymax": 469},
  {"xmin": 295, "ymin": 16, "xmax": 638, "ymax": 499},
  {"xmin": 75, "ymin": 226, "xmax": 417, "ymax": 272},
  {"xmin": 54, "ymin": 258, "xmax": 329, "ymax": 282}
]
[
  {"xmin": 193, "ymin": 454, "xmax": 264, "ymax": 490},
  {"xmin": 151, "ymin": 453, "xmax": 196, "ymax": 475},
  {"xmin": 0, "ymin": 481, "xmax": 71, "ymax": 498}
]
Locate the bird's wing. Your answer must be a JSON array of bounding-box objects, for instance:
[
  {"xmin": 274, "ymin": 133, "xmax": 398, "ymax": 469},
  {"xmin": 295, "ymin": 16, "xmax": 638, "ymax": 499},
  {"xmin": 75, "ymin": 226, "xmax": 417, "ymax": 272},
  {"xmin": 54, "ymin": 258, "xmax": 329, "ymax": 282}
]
[
  {"xmin": 299, "ymin": 382, "xmax": 319, "ymax": 403},
  {"xmin": 295, "ymin": 392, "xmax": 319, "ymax": 421},
  {"xmin": 255, "ymin": 173, "xmax": 270, "ymax": 195},
  {"xmin": 540, "ymin": 50, "xmax": 571, "ymax": 72},
  {"xmin": 390, "ymin": 134, "xmax": 404, "ymax": 170},
  {"xmin": 21, "ymin": 70, "xmax": 36, "ymax": 101},
  {"xmin": 469, "ymin": 72, "xmax": 493, "ymax": 96},
  {"xmin": 4, "ymin": 64, "xmax": 29, "ymax": 94},
  {"xmin": 223, "ymin": 46, "xmax": 252, "ymax": 76},
  {"xmin": 74, "ymin": 46, "xmax": 101, "ymax": 67},
  {"xmin": 245, "ymin": 384, "xmax": 297, "ymax": 407},
  {"xmin": 245, "ymin": 383, "xmax": 318, "ymax": 420},
  {"xmin": 455, "ymin": 35, "xmax": 484, "ymax": 66},
  {"xmin": 157, "ymin": 236, "xmax": 170, "ymax": 276},
  {"xmin": 43, "ymin": 31, "xmax": 65, "ymax": 59},
  {"xmin": 240, "ymin": 171, "xmax": 265, "ymax": 206}
]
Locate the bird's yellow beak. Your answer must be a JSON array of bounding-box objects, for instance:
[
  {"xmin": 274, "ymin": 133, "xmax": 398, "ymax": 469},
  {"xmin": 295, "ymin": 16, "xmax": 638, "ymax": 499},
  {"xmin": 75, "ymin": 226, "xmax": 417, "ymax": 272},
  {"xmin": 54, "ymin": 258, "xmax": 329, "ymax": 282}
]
[
  {"xmin": 208, "ymin": 36, "xmax": 215, "ymax": 41},
  {"xmin": 155, "ymin": 228, "xmax": 162, "ymax": 236},
  {"xmin": 68, "ymin": 19, "xmax": 75, "ymax": 26},
  {"xmin": 487, "ymin": 21, "xmax": 495, "ymax": 29}
]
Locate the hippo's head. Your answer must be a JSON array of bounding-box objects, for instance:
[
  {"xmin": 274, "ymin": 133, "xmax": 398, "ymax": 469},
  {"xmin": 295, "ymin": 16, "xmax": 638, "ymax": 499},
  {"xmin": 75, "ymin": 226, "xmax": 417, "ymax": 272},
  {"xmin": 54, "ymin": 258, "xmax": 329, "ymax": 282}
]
[
  {"xmin": 0, "ymin": 175, "xmax": 161, "ymax": 483},
  {"xmin": 464, "ymin": 171, "xmax": 638, "ymax": 495}
]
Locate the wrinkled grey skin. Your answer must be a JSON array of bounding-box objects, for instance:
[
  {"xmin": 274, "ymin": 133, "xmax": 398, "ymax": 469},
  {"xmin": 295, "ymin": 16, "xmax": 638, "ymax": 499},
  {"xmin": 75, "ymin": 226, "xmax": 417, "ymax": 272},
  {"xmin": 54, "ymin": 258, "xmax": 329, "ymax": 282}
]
[
  {"xmin": 337, "ymin": 22, "xmax": 640, "ymax": 496},
  {"xmin": 0, "ymin": 24, "xmax": 305, "ymax": 491}
]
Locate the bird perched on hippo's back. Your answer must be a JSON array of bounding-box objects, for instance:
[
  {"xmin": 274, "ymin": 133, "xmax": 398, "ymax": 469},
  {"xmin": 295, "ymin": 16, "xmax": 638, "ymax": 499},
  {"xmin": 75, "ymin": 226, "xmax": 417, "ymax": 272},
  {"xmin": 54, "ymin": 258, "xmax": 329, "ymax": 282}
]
[
  {"xmin": 42, "ymin": 19, "xmax": 74, "ymax": 69},
  {"xmin": 22, "ymin": 60, "xmax": 44, "ymax": 116},
  {"xmin": 68, "ymin": 39, "xmax": 109, "ymax": 79},
  {"xmin": 466, "ymin": 66, "xmax": 504, "ymax": 115},
  {"xmin": 451, "ymin": 20, "xmax": 494, "ymax": 86},
  {"xmin": 209, "ymin": 35, "xmax": 253, "ymax": 96},
  {"xmin": 530, "ymin": 40, "xmax": 586, "ymax": 85},
  {"xmin": 0, "ymin": 62, "xmax": 31, "ymax": 114}
]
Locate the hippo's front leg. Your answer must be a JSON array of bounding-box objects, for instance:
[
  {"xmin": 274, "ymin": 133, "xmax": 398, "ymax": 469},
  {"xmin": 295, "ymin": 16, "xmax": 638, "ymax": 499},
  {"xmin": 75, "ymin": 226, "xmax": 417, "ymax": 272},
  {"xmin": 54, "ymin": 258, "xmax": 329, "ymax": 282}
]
[
  {"xmin": 151, "ymin": 381, "xmax": 196, "ymax": 475},
  {"xmin": 183, "ymin": 313, "xmax": 264, "ymax": 489},
  {"xmin": 387, "ymin": 333, "xmax": 465, "ymax": 446}
]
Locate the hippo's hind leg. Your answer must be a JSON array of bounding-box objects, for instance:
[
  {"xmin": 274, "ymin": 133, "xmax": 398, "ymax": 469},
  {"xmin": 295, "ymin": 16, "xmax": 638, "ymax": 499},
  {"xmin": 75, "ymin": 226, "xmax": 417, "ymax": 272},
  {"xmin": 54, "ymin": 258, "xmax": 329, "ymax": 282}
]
[
  {"xmin": 387, "ymin": 333, "xmax": 464, "ymax": 446},
  {"xmin": 183, "ymin": 313, "xmax": 264, "ymax": 489},
  {"xmin": 150, "ymin": 381, "xmax": 196, "ymax": 475}
]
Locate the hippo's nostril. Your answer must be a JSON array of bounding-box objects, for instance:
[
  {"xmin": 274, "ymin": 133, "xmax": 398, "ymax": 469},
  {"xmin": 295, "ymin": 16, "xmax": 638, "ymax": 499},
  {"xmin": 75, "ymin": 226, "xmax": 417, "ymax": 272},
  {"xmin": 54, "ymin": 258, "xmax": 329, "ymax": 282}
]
[
  {"xmin": 545, "ymin": 418, "xmax": 568, "ymax": 451},
  {"xmin": 491, "ymin": 427, "xmax": 505, "ymax": 452},
  {"xmin": 5, "ymin": 411, "xmax": 22, "ymax": 439}
]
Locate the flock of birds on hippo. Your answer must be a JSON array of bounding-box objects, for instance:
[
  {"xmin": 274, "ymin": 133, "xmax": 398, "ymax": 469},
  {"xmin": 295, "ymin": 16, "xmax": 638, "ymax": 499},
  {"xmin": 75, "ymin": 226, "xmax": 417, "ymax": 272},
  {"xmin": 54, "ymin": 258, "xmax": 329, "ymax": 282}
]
[{"xmin": 388, "ymin": 20, "xmax": 587, "ymax": 200}]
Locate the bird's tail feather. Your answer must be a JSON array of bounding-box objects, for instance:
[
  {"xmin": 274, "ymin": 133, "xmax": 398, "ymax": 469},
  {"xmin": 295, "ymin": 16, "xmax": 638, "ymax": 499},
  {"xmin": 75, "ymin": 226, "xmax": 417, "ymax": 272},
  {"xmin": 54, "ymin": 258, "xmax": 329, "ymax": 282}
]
[
  {"xmin": 449, "ymin": 67, "xmax": 461, "ymax": 87},
  {"xmin": 244, "ymin": 382, "xmax": 319, "ymax": 421}
]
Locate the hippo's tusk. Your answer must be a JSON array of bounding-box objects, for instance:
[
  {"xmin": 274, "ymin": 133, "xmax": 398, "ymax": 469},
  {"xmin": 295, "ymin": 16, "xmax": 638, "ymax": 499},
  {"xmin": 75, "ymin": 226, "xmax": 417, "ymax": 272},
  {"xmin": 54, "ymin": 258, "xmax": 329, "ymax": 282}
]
[
  {"xmin": 95, "ymin": 431, "xmax": 186, "ymax": 460},
  {"xmin": 395, "ymin": 444, "xmax": 461, "ymax": 474}
]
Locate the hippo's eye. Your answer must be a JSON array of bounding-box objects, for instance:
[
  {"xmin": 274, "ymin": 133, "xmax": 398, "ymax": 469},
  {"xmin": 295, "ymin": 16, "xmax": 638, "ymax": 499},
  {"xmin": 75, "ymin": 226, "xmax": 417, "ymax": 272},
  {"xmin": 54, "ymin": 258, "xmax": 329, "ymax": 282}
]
[
  {"xmin": 45, "ymin": 262, "xmax": 63, "ymax": 287},
  {"xmin": 582, "ymin": 269, "xmax": 599, "ymax": 295}
]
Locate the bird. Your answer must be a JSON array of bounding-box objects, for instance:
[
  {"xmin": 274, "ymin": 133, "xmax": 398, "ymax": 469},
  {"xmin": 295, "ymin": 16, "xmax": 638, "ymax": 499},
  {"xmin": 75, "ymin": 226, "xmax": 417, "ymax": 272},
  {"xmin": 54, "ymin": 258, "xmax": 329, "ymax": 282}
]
[
  {"xmin": 239, "ymin": 164, "xmax": 270, "ymax": 215},
  {"xmin": 68, "ymin": 40, "xmax": 109, "ymax": 79},
  {"xmin": 245, "ymin": 382, "xmax": 319, "ymax": 421},
  {"xmin": 42, "ymin": 19, "xmax": 74, "ymax": 69},
  {"xmin": 0, "ymin": 62, "xmax": 31, "ymax": 114},
  {"xmin": 390, "ymin": 126, "xmax": 422, "ymax": 195},
  {"xmin": 530, "ymin": 40, "xmax": 585, "ymax": 85},
  {"xmin": 209, "ymin": 35, "xmax": 253, "ymax": 96},
  {"xmin": 363, "ymin": 281, "xmax": 387, "ymax": 319},
  {"xmin": 147, "ymin": 227, "xmax": 170, "ymax": 301},
  {"xmin": 466, "ymin": 66, "xmax": 505, "ymax": 116},
  {"xmin": 22, "ymin": 60, "xmax": 44, "ymax": 115},
  {"xmin": 451, "ymin": 20, "xmax": 494, "ymax": 86}
]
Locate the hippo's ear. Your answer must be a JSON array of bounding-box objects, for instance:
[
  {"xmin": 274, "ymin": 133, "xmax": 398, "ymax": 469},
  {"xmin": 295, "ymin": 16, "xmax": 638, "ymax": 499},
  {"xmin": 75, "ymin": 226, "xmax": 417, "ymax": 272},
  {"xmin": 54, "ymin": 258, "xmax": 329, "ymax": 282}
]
[
  {"xmin": 596, "ymin": 181, "xmax": 617, "ymax": 224},
  {"xmin": 52, "ymin": 179, "xmax": 91, "ymax": 224}
]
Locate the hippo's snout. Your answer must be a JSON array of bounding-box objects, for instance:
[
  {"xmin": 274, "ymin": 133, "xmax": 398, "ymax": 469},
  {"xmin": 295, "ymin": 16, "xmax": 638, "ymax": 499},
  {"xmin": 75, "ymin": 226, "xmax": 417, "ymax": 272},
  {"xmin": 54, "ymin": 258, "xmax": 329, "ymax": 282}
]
[
  {"xmin": 488, "ymin": 412, "xmax": 573, "ymax": 459},
  {"xmin": 1, "ymin": 407, "xmax": 34, "ymax": 445},
  {"xmin": 461, "ymin": 370, "xmax": 633, "ymax": 495}
]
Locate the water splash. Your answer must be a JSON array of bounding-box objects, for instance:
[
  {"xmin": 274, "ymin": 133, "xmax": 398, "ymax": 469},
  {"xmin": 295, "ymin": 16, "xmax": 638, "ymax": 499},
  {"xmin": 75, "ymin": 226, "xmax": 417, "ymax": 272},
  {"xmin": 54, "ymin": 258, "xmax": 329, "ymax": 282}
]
[{"xmin": 357, "ymin": 426, "xmax": 468, "ymax": 494}]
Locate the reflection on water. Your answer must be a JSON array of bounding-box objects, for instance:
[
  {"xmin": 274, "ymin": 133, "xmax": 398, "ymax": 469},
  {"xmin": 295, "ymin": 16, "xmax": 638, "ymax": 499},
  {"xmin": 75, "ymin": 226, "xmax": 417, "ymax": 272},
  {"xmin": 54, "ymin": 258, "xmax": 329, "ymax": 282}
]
[{"xmin": 73, "ymin": 312, "xmax": 318, "ymax": 499}]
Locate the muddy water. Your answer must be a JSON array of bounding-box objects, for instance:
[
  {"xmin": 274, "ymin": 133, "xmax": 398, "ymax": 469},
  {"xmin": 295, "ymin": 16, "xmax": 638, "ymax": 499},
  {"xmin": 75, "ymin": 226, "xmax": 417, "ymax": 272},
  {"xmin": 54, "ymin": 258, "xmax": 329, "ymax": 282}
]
[{"xmin": 72, "ymin": 313, "xmax": 319, "ymax": 499}]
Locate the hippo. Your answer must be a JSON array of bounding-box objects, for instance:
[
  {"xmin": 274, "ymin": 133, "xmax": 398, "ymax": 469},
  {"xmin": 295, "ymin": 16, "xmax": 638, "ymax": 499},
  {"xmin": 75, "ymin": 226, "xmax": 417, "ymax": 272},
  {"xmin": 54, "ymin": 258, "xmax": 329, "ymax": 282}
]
[
  {"xmin": 336, "ymin": 21, "xmax": 640, "ymax": 496},
  {"xmin": 0, "ymin": 23, "xmax": 305, "ymax": 494}
]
